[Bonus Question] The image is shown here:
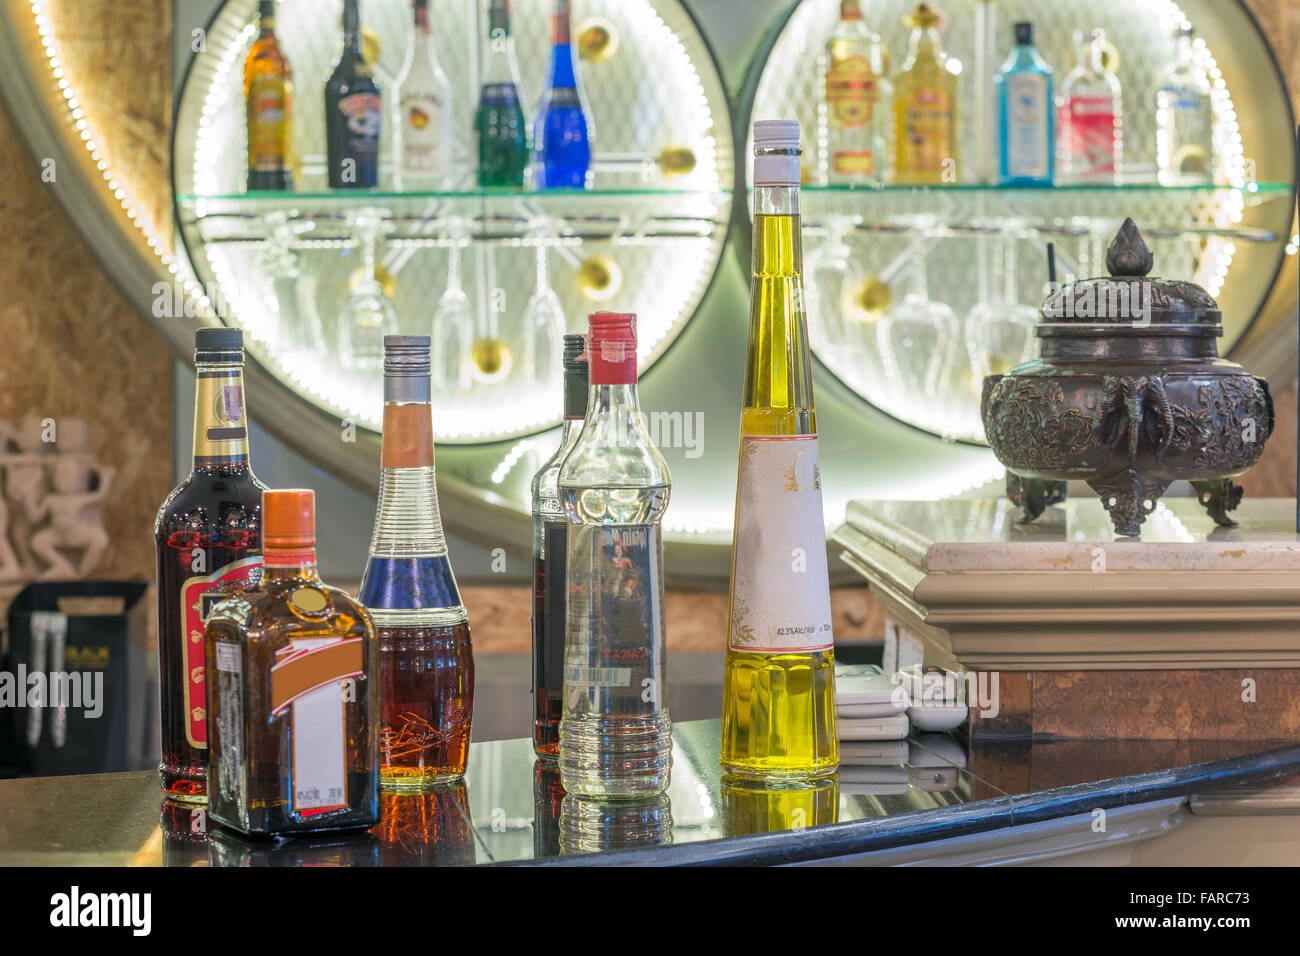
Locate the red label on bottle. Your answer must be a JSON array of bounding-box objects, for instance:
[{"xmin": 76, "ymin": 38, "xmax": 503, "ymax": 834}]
[
  {"xmin": 1059, "ymin": 95, "xmax": 1117, "ymax": 175},
  {"xmin": 179, "ymin": 555, "xmax": 263, "ymax": 749}
]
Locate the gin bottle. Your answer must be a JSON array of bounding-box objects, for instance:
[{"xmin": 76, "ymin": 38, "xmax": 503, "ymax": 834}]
[
  {"xmin": 1156, "ymin": 26, "xmax": 1214, "ymax": 186},
  {"xmin": 1057, "ymin": 29, "xmax": 1122, "ymax": 184},
  {"xmin": 995, "ymin": 21, "xmax": 1053, "ymax": 186},
  {"xmin": 558, "ymin": 312, "xmax": 672, "ymax": 798},
  {"xmin": 818, "ymin": 0, "xmax": 889, "ymax": 185},
  {"xmin": 531, "ymin": 333, "xmax": 589, "ymax": 759},
  {"xmin": 721, "ymin": 121, "xmax": 837, "ymax": 781},
  {"xmin": 535, "ymin": 0, "xmax": 593, "ymax": 189},
  {"xmin": 359, "ymin": 336, "xmax": 474, "ymax": 788},
  {"xmin": 394, "ymin": 0, "xmax": 452, "ymax": 190}
]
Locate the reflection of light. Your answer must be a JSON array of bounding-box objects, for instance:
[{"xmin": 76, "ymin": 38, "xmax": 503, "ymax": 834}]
[{"xmin": 491, "ymin": 439, "xmax": 539, "ymax": 486}]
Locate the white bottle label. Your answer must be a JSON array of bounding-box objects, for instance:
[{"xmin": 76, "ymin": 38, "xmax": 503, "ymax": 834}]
[
  {"xmin": 401, "ymin": 90, "xmax": 446, "ymax": 175},
  {"xmin": 728, "ymin": 435, "xmax": 835, "ymax": 653},
  {"xmin": 1005, "ymin": 73, "xmax": 1048, "ymax": 178}
]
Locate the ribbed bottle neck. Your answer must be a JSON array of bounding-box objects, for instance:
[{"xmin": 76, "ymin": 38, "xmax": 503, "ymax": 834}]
[{"xmin": 369, "ymin": 467, "xmax": 449, "ymax": 558}]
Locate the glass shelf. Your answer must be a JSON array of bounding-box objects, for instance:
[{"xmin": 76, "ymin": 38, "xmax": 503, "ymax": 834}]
[{"xmin": 799, "ymin": 181, "xmax": 1291, "ymax": 196}]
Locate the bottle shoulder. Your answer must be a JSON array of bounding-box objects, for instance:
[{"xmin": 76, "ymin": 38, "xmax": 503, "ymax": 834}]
[
  {"xmin": 208, "ymin": 579, "xmax": 375, "ymax": 644},
  {"xmin": 155, "ymin": 468, "xmax": 265, "ymax": 534}
]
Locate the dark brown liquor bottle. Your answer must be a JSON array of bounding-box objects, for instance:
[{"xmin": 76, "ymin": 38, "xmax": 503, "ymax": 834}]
[
  {"xmin": 154, "ymin": 328, "xmax": 265, "ymax": 802},
  {"xmin": 529, "ymin": 334, "xmax": 587, "ymax": 759},
  {"xmin": 245, "ymin": 0, "xmax": 294, "ymax": 191},
  {"xmin": 205, "ymin": 489, "xmax": 379, "ymax": 835}
]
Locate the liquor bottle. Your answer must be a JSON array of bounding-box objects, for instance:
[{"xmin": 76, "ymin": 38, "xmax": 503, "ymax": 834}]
[
  {"xmin": 359, "ymin": 336, "xmax": 474, "ymax": 788},
  {"xmin": 245, "ymin": 0, "xmax": 294, "ymax": 191},
  {"xmin": 892, "ymin": 2, "xmax": 958, "ymax": 186},
  {"xmin": 995, "ymin": 21, "xmax": 1053, "ymax": 186},
  {"xmin": 535, "ymin": 0, "xmax": 592, "ymax": 189},
  {"xmin": 475, "ymin": 0, "xmax": 529, "ymax": 188},
  {"xmin": 530, "ymin": 333, "xmax": 588, "ymax": 759},
  {"xmin": 326, "ymin": 0, "xmax": 381, "ymax": 189},
  {"xmin": 205, "ymin": 489, "xmax": 379, "ymax": 836},
  {"xmin": 154, "ymin": 328, "xmax": 266, "ymax": 802},
  {"xmin": 721, "ymin": 121, "xmax": 838, "ymax": 781},
  {"xmin": 1057, "ymin": 29, "xmax": 1122, "ymax": 185},
  {"xmin": 818, "ymin": 0, "xmax": 889, "ymax": 185},
  {"xmin": 1156, "ymin": 25, "xmax": 1214, "ymax": 186},
  {"xmin": 558, "ymin": 312, "xmax": 672, "ymax": 798},
  {"xmin": 394, "ymin": 0, "xmax": 452, "ymax": 190}
]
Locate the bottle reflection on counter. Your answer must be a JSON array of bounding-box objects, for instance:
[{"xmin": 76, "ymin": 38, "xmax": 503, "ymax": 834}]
[
  {"xmin": 372, "ymin": 785, "xmax": 477, "ymax": 866},
  {"xmin": 533, "ymin": 761, "xmax": 565, "ymax": 858},
  {"xmin": 720, "ymin": 775, "xmax": 839, "ymax": 836},
  {"xmin": 559, "ymin": 792, "xmax": 673, "ymax": 855}
]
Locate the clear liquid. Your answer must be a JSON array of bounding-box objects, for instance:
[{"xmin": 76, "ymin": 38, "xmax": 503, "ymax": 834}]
[{"xmin": 558, "ymin": 482, "xmax": 671, "ymax": 799}]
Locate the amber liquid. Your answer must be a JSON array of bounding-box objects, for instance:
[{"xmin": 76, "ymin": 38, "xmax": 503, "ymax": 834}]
[
  {"xmin": 155, "ymin": 462, "xmax": 262, "ymax": 802},
  {"xmin": 379, "ymin": 623, "xmax": 474, "ymax": 789}
]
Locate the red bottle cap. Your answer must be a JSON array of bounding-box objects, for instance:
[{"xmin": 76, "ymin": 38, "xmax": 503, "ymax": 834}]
[
  {"xmin": 588, "ymin": 311, "xmax": 637, "ymax": 386},
  {"xmin": 263, "ymin": 489, "xmax": 316, "ymax": 564}
]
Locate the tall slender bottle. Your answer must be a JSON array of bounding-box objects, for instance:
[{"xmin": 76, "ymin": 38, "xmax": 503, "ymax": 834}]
[
  {"xmin": 395, "ymin": 0, "xmax": 453, "ymax": 190},
  {"xmin": 818, "ymin": 0, "xmax": 889, "ymax": 185},
  {"xmin": 558, "ymin": 312, "xmax": 672, "ymax": 798},
  {"xmin": 1057, "ymin": 29, "xmax": 1122, "ymax": 184},
  {"xmin": 721, "ymin": 121, "xmax": 838, "ymax": 781},
  {"xmin": 245, "ymin": 0, "xmax": 294, "ymax": 191},
  {"xmin": 359, "ymin": 336, "xmax": 474, "ymax": 788},
  {"xmin": 154, "ymin": 329, "xmax": 266, "ymax": 802},
  {"xmin": 475, "ymin": 0, "xmax": 529, "ymax": 188},
  {"xmin": 531, "ymin": 334, "xmax": 589, "ymax": 759},
  {"xmin": 326, "ymin": 0, "xmax": 381, "ymax": 189},
  {"xmin": 892, "ymin": 2, "xmax": 958, "ymax": 185},
  {"xmin": 995, "ymin": 21, "xmax": 1053, "ymax": 186},
  {"xmin": 535, "ymin": 0, "xmax": 592, "ymax": 189},
  {"xmin": 1156, "ymin": 26, "xmax": 1214, "ymax": 186}
]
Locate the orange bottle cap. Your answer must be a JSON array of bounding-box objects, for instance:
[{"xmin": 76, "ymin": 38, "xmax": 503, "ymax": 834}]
[{"xmin": 263, "ymin": 489, "xmax": 315, "ymax": 553}]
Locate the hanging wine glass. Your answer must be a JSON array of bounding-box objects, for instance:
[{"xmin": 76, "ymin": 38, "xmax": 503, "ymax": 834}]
[
  {"xmin": 520, "ymin": 220, "xmax": 566, "ymax": 404},
  {"xmin": 965, "ymin": 232, "xmax": 1039, "ymax": 391},
  {"xmin": 431, "ymin": 217, "xmax": 474, "ymax": 392},
  {"xmin": 258, "ymin": 213, "xmax": 323, "ymax": 364},
  {"xmin": 337, "ymin": 208, "xmax": 397, "ymax": 374},
  {"xmin": 875, "ymin": 236, "xmax": 962, "ymax": 433}
]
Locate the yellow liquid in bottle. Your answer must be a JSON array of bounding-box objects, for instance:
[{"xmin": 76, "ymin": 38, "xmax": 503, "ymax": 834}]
[{"xmin": 721, "ymin": 212, "xmax": 838, "ymax": 781}]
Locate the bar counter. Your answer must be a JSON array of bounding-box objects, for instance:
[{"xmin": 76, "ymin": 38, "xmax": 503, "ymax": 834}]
[{"xmin": 2, "ymin": 720, "xmax": 1297, "ymax": 866}]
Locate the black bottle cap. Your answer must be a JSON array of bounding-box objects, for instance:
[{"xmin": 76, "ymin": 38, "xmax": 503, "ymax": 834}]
[
  {"xmin": 195, "ymin": 327, "xmax": 243, "ymax": 361},
  {"xmin": 563, "ymin": 333, "xmax": 589, "ymax": 419},
  {"xmin": 563, "ymin": 333, "xmax": 588, "ymax": 372},
  {"xmin": 1014, "ymin": 22, "xmax": 1032, "ymax": 45}
]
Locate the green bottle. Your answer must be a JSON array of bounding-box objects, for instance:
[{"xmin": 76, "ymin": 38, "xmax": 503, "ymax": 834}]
[{"xmin": 475, "ymin": 0, "xmax": 529, "ymax": 187}]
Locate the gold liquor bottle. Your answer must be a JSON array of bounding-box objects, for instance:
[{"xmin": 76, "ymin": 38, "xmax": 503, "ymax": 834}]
[
  {"xmin": 892, "ymin": 2, "xmax": 958, "ymax": 185},
  {"xmin": 820, "ymin": 0, "xmax": 890, "ymax": 184},
  {"xmin": 721, "ymin": 121, "xmax": 838, "ymax": 781},
  {"xmin": 205, "ymin": 489, "xmax": 379, "ymax": 836},
  {"xmin": 245, "ymin": 0, "xmax": 294, "ymax": 191}
]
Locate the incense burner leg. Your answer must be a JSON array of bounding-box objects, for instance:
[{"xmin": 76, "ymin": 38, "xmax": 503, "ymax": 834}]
[
  {"xmin": 1190, "ymin": 477, "xmax": 1243, "ymax": 528},
  {"xmin": 1007, "ymin": 474, "xmax": 1067, "ymax": 524},
  {"xmin": 1086, "ymin": 471, "xmax": 1171, "ymax": 537}
]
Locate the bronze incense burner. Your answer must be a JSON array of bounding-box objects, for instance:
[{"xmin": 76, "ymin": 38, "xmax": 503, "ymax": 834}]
[{"xmin": 980, "ymin": 219, "xmax": 1274, "ymax": 536}]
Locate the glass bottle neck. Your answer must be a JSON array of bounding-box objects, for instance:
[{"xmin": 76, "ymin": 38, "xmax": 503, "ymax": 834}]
[
  {"xmin": 909, "ymin": 26, "xmax": 940, "ymax": 60},
  {"xmin": 1079, "ymin": 38, "xmax": 1103, "ymax": 72},
  {"xmin": 263, "ymin": 560, "xmax": 320, "ymax": 583},
  {"xmin": 1175, "ymin": 34, "xmax": 1195, "ymax": 65},
  {"xmin": 380, "ymin": 401, "xmax": 434, "ymax": 469},
  {"xmin": 343, "ymin": 2, "xmax": 361, "ymax": 50},
  {"xmin": 193, "ymin": 360, "xmax": 250, "ymax": 467},
  {"xmin": 753, "ymin": 182, "xmax": 799, "ymax": 218}
]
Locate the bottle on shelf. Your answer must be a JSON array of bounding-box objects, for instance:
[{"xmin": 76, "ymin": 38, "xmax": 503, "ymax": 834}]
[
  {"xmin": 1057, "ymin": 28, "xmax": 1122, "ymax": 185},
  {"xmin": 395, "ymin": 0, "xmax": 452, "ymax": 191},
  {"xmin": 531, "ymin": 333, "xmax": 589, "ymax": 759},
  {"xmin": 154, "ymin": 328, "xmax": 266, "ymax": 803},
  {"xmin": 475, "ymin": 0, "xmax": 529, "ymax": 188},
  {"xmin": 995, "ymin": 21, "xmax": 1053, "ymax": 187},
  {"xmin": 535, "ymin": 0, "xmax": 593, "ymax": 189},
  {"xmin": 245, "ymin": 0, "xmax": 294, "ymax": 192},
  {"xmin": 358, "ymin": 336, "xmax": 475, "ymax": 789},
  {"xmin": 206, "ymin": 489, "xmax": 379, "ymax": 835},
  {"xmin": 558, "ymin": 312, "xmax": 672, "ymax": 798},
  {"xmin": 721, "ymin": 121, "xmax": 838, "ymax": 781},
  {"xmin": 326, "ymin": 0, "xmax": 382, "ymax": 189},
  {"xmin": 818, "ymin": 0, "xmax": 890, "ymax": 185},
  {"xmin": 892, "ymin": 2, "xmax": 959, "ymax": 186},
  {"xmin": 1156, "ymin": 25, "xmax": 1215, "ymax": 186}
]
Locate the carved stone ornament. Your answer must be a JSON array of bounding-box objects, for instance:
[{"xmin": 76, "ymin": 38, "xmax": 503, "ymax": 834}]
[{"xmin": 981, "ymin": 219, "xmax": 1273, "ymax": 536}]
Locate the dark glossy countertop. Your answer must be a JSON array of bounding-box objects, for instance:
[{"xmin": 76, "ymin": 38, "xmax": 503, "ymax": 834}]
[{"xmin": 1, "ymin": 720, "xmax": 1298, "ymax": 866}]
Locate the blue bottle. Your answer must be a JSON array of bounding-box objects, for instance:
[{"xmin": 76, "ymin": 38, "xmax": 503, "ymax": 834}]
[
  {"xmin": 535, "ymin": 0, "xmax": 592, "ymax": 189},
  {"xmin": 995, "ymin": 22, "xmax": 1054, "ymax": 186}
]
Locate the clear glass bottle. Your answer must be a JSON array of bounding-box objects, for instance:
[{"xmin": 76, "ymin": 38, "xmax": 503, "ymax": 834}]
[
  {"xmin": 394, "ymin": 0, "xmax": 452, "ymax": 190},
  {"xmin": 531, "ymin": 333, "xmax": 588, "ymax": 759},
  {"xmin": 558, "ymin": 312, "xmax": 672, "ymax": 798},
  {"xmin": 1057, "ymin": 29, "xmax": 1122, "ymax": 185},
  {"xmin": 995, "ymin": 21, "xmax": 1053, "ymax": 186},
  {"xmin": 892, "ymin": 2, "xmax": 958, "ymax": 186},
  {"xmin": 205, "ymin": 489, "xmax": 379, "ymax": 836},
  {"xmin": 818, "ymin": 0, "xmax": 890, "ymax": 185},
  {"xmin": 535, "ymin": 0, "xmax": 593, "ymax": 189},
  {"xmin": 358, "ymin": 336, "xmax": 474, "ymax": 789},
  {"xmin": 721, "ymin": 121, "xmax": 838, "ymax": 781},
  {"xmin": 1156, "ymin": 25, "xmax": 1214, "ymax": 186}
]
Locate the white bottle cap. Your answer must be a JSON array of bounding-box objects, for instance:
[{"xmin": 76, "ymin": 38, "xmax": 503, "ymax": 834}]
[{"xmin": 753, "ymin": 119, "xmax": 801, "ymax": 151}]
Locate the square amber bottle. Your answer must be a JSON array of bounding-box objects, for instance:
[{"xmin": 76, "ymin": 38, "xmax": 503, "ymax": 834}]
[{"xmin": 205, "ymin": 489, "xmax": 379, "ymax": 836}]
